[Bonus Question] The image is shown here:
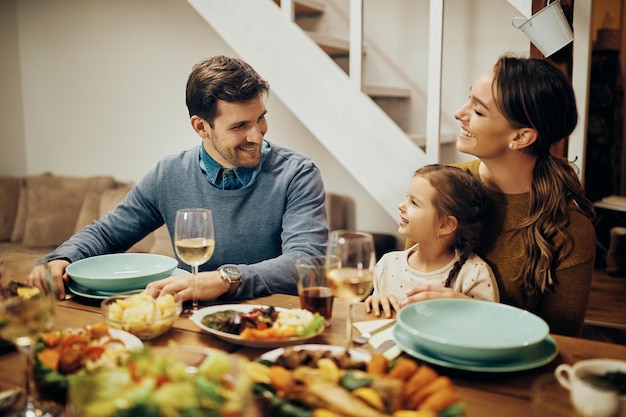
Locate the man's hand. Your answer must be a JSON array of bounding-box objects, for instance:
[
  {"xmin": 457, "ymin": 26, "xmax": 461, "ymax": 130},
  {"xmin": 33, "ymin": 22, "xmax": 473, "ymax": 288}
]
[
  {"xmin": 146, "ymin": 271, "xmax": 229, "ymax": 302},
  {"xmin": 364, "ymin": 293, "xmax": 400, "ymax": 318},
  {"xmin": 28, "ymin": 259, "xmax": 70, "ymax": 300}
]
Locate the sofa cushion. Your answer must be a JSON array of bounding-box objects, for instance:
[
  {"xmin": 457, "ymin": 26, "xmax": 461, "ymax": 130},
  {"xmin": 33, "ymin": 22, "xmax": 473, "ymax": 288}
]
[
  {"xmin": 150, "ymin": 224, "xmax": 175, "ymax": 258},
  {"xmin": 21, "ymin": 174, "xmax": 116, "ymax": 247},
  {"xmin": 10, "ymin": 180, "xmax": 27, "ymax": 243},
  {"xmin": 74, "ymin": 191, "xmax": 102, "ymax": 233},
  {"xmin": 98, "ymin": 185, "xmax": 155, "ymax": 253},
  {"xmin": 0, "ymin": 176, "xmax": 22, "ymax": 240}
]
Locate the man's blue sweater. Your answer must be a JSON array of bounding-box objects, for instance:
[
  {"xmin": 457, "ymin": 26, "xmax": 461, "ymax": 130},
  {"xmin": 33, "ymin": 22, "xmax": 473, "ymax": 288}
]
[{"xmin": 47, "ymin": 141, "xmax": 329, "ymax": 299}]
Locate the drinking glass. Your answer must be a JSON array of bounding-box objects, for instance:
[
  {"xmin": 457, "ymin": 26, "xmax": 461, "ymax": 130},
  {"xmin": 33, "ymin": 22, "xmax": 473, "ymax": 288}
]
[
  {"xmin": 296, "ymin": 255, "xmax": 341, "ymax": 327},
  {"xmin": 326, "ymin": 230, "xmax": 376, "ymax": 350},
  {"xmin": 174, "ymin": 208, "xmax": 215, "ymax": 317},
  {"xmin": 0, "ymin": 266, "xmax": 59, "ymax": 417}
]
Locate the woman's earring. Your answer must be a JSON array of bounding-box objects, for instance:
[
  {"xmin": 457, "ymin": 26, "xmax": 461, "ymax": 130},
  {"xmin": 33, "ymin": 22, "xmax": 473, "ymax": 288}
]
[{"xmin": 508, "ymin": 143, "xmax": 514, "ymax": 149}]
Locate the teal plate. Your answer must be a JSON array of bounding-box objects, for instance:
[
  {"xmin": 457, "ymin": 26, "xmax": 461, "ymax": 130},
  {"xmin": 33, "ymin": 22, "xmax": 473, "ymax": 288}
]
[
  {"xmin": 394, "ymin": 325, "xmax": 558, "ymax": 373},
  {"xmin": 69, "ymin": 268, "xmax": 188, "ymax": 299},
  {"xmin": 396, "ymin": 299, "xmax": 549, "ymax": 363},
  {"xmin": 66, "ymin": 254, "xmax": 179, "ymax": 292}
]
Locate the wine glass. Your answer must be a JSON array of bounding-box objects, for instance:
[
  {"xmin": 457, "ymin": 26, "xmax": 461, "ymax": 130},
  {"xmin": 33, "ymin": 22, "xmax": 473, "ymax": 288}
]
[
  {"xmin": 326, "ymin": 230, "xmax": 376, "ymax": 350},
  {"xmin": 174, "ymin": 208, "xmax": 215, "ymax": 317},
  {"xmin": 0, "ymin": 266, "xmax": 59, "ymax": 417}
]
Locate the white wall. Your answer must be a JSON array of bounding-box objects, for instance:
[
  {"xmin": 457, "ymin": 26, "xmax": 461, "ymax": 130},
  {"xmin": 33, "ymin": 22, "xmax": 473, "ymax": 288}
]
[
  {"xmin": 0, "ymin": 0, "xmax": 26, "ymax": 175},
  {"xmin": 0, "ymin": 0, "xmax": 530, "ymax": 240},
  {"xmin": 363, "ymin": 0, "xmax": 530, "ymax": 133}
]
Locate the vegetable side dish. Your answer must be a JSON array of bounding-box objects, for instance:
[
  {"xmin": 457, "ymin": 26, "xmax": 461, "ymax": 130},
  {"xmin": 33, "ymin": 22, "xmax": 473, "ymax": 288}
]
[
  {"xmin": 67, "ymin": 345, "xmax": 251, "ymax": 417},
  {"xmin": 251, "ymin": 347, "xmax": 465, "ymax": 417},
  {"xmin": 34, "ymin": 323, "xmax": 133, "ymax": 400},
  {"xmin": 201, "ymin": 306, "xmax": 325, "ymax": 340}
]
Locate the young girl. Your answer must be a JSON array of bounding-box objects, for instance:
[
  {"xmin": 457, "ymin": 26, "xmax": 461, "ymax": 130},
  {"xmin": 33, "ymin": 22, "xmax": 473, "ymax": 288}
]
[{"xmin": 365, "ymin": 164, "xmax": 499, "ymax": 317}]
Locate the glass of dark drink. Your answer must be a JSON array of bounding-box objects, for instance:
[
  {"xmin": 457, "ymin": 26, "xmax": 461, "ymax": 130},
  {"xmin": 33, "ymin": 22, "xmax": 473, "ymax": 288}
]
[{"xmin": 296, "ymin": 255, "xmax": 340, "ymax": 327}]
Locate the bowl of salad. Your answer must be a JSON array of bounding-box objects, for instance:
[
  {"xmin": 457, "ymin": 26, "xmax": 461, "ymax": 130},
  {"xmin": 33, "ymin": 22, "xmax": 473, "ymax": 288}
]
[{"xmin": 66, "ymin": 344, "xmax": 253, "ymax": 417}]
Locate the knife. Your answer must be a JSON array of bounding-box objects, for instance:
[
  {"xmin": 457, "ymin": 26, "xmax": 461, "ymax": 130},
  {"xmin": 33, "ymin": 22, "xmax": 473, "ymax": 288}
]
[{"xmin": 374, "ymin": 339, "xmax": 397, "ymax": 354}]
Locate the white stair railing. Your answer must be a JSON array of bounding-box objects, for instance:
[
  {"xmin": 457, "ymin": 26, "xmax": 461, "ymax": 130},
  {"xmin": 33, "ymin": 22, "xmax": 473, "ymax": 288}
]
[{"xmin": 278, "ymin": 0, "xmax": 447, "ymax": 163}]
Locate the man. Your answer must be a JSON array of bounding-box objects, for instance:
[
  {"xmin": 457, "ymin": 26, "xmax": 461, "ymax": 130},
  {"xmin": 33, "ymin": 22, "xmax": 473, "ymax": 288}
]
[{"xmin": 29, "ymin": 55, "xmax": 329, "ymax": 301}]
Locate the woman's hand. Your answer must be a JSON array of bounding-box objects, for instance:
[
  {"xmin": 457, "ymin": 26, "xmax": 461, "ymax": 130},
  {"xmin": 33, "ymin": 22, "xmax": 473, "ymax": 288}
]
[
  {"xmin": 27, "ymin": 259, "xmax": 70, "ymax": 300},
  {"xmin": 401, "ymin": 284, "xmax": 470, "ymax": 307},
  {"xmin": 364, "ymin": 293, "xmax": 401, "ymax": 318},
  {"xmin": 146, "ymin": 271, "xmax": 229, "ymax": 302}
]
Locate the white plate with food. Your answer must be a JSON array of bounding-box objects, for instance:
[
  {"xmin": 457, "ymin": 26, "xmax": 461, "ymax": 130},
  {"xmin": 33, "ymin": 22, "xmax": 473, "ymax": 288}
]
[
  {"xmin": 254, "ymin": 344, "xmax": 466, "ymax": 417},
  {"xmin": 108, "ymin": 328, "xmax": 143, "ymax": 350},
  {"xmin": 190, "ymin": 304, "xmax": 325, "ymax": 348},
  {"xmin": 34, "ymin": 324, "xmax": 143, "ymax": 399}
]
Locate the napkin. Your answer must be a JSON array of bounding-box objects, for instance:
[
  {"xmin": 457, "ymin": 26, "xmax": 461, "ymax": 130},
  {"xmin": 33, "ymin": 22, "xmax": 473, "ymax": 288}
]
[{"xmin": 353, "ymin": 319, "xmax": 402, "ymax": 360}]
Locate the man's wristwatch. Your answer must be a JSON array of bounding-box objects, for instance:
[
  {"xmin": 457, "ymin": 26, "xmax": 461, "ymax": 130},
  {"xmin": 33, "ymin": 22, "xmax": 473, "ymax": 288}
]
[{"xmin": 218, "ymin": 265, "xmax": 242, "ymax": 298}]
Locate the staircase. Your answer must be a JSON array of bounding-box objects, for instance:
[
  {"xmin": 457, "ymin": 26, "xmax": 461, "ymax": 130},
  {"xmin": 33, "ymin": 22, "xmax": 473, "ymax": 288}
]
[
  {"xmin": 187, "ymin": 0, "xmax": 453, "ymax": 220},
  {"xmin": 282, "ymin": 0, "xmax": 457, "ymax": 150}
]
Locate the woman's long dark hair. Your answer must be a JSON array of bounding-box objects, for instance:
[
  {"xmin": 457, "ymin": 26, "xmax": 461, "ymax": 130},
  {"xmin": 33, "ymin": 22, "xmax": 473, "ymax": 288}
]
[
  {"xmin": 492, "ymin": 55, "xmax": 595, "ymax": 294},
  {"xmin": 415, "ymin": 164, "xmax": 486, "ymax": 287}
]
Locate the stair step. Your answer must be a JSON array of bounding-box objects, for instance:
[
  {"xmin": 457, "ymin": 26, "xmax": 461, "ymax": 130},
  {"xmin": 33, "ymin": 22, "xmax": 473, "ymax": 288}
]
[
  {"xmin": 364, "ymin": 85, "xmax": 411, "ymax": 99},
  {"xmin": 274, "ymin": 0, "xmax": 325, "ymax": 16},
  {"xmin": 306, "ymin": 31, "xmax": 350, "ymax": 56}
]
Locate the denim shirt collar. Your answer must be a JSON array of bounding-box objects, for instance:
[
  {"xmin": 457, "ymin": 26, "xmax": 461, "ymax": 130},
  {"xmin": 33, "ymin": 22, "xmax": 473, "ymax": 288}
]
[{"xmin": 199, "ymin": 142, "xmax": 268, "ymax": 189}]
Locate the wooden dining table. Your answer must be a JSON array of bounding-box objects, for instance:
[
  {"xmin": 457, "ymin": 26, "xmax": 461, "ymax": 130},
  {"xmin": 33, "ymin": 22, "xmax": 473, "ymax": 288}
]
[{"xmin": 1, "ymin": 292, "xmax": 625, "ymax": 417}]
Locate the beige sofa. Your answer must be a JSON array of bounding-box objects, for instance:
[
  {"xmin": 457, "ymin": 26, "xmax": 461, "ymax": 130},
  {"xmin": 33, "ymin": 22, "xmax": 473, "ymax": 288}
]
[
  {"xmin": 0, "ymin": 173, "xmax": 173, "ymax": 282},
  {"xmin": 0, "ymin": 173, "xmax": 398, "ymax": 283}
]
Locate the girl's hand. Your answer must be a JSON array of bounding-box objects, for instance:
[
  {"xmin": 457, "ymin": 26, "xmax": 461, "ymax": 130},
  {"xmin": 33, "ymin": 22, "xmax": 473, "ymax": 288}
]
[
  {"xmin": 401, "ymin": 284, "xmax": 470, "ymax": 307},
  {"xmin": 364, "ymin": 293, "xmax": 400, "ymax": 318}
]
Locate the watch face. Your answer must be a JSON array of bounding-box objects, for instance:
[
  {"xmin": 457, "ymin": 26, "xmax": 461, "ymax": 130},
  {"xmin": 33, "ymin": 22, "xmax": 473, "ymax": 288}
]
[{"xmin": 221, "ymin": 266, "xmax": 241, "ymax": 279}]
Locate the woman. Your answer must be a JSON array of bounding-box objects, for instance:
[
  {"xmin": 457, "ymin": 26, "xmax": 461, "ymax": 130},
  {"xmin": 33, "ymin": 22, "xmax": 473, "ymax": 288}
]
[{"xmin": 399, "ymin": 55, "xmax": 595, "ymax": 337}]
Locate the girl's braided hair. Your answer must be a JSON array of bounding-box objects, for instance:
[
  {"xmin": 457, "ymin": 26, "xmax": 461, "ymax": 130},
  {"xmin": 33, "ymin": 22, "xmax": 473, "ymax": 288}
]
[{"xmin": 414, "ymin": 164, "xmax": 486, "ymax": 286}]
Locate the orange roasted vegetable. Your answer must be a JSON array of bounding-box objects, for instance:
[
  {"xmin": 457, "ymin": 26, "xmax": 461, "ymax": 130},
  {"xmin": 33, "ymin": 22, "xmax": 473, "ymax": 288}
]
[
  {"xmin": 367, "ymin": 353, "xmax": 389, "ymax": 375},
  {"xmin": 83, "ymin": 345, "xmax": 106, "ymax": 361},
  {"xmin": 387, "ymin": 357, "xmax": 418, "ymax": 381},
  {"xmin": 42, "ymin": 332, "xmax": 61, "ymax": 348},
  {"xmin": 418, "ymin": 387, "xmax": 459, "ymax": 412},
  {"xmin": 88, "ymin": 322, "xmax": 110, "ymax": 339},
  {"xmin": 268, "ymin": 365, "xmax": 293, "ymax": 392},
  {"xmin": 240, "ymin": 327, "xmax": 296, "ymax": 340},
  {"xmin": 403, "ymin": 365, "xmax": 438, "ymax": 403},
  {"xmin": 37, "ymin": 348, "xmax": 61, "ymax": 371},
  {"xmin": 409, "ymin": 376, "xmax": 452, "ymax": 409}
]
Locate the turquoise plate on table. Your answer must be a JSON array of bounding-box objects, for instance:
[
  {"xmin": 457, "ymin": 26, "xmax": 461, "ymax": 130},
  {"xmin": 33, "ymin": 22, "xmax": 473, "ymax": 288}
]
[
  {"xmin": 393, "ymin": 325, "xmax": 558, "ymax": 373},
  {"xmin": 68, "ymin": 267, "xmax": 188, "ymax": 299},
  {"xmin": 66, "ymin": 253, "xmax": 179, "ymax": 292},
  {"xmin": 396, "ymin": 299, "xmax": 549, "ymax": 363}
]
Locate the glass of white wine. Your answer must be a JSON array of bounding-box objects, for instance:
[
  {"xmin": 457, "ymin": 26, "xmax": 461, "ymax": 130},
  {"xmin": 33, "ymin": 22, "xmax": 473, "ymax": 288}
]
[
  {"xmin": 326, "ymin": 230, "xmax": 376, "ymax": 350},
  {"xmin": 0, "ymin": 268, "xmax": 59, "ymax": 416},
  {"xmin": 174, "ymin": 208, "xmax": 215, "ymax": 317}
]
